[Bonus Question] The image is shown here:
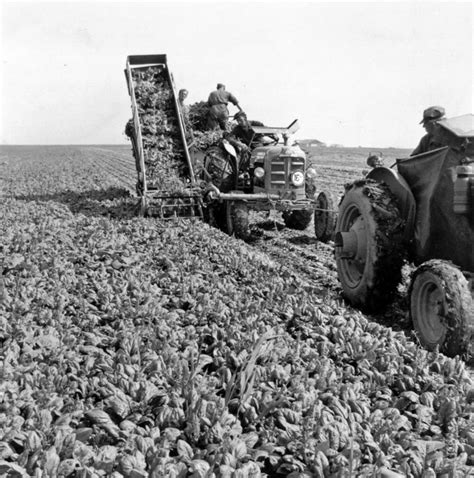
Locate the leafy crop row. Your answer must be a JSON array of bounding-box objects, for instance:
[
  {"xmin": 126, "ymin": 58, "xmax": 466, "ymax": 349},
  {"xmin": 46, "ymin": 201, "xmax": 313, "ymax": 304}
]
[
  {"xmin": 128, "ymin": 67, "xmax": 229, "ymax": 184},
  {"xmin": 131, "ymin": 67, "xmax": 187, "ymax": 191},
  {"xmin": 0, "ymin": 146, "xmax": 473, "ymax": 477}
]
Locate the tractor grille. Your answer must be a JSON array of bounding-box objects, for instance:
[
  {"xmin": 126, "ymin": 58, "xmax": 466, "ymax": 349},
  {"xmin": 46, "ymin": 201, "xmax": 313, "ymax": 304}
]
[{"xmin": 269, "ymin": 156, "xmax": 305, "ymax": 190}]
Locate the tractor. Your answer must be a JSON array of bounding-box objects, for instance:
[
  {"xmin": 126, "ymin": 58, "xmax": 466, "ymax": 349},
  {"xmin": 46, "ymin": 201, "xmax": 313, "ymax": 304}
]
[
  {"xmin": 334, "ymin": 114, "xmax": 474, "ymax": 360},
  {"xmin": 192, "ymin": 122, "xmax": 337, "ymax": 241}
]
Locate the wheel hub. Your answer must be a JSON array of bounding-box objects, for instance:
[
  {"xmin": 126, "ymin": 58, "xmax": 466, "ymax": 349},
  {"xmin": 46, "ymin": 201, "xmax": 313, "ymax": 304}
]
[
  {"xmin": 335, "ymin": 216, "xmax": 367, "ymax": 264},
  {"xmin": 416, "ymin": 280, "xmax": 446, "ymax": 343}
]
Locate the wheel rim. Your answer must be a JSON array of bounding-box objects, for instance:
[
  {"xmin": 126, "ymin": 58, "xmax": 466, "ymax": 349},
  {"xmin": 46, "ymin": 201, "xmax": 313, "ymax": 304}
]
[
  {"xmin": 335, "ymin": 203, "xmax": 368, "ymax": 288},
  {"xmin": 413, "ymin": 274, "xmax": 447, "ymax": 345}
]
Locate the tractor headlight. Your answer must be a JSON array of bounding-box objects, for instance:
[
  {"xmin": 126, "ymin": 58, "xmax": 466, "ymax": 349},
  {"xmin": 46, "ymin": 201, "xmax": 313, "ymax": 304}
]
[
  {"xmin": 305, "ymin": 167, "xmax": 317, "ymax": 180},
  {"xmin": 254, "ymin": 167, "xmax": 265, "ymax": 179},
  {"xmin": 291, "ymin": 171, "xmax": 305, "ymax": 187}
]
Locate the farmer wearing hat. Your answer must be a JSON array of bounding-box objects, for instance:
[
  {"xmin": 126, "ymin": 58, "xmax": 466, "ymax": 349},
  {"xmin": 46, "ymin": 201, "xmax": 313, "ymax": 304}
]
[
  {"xmin": 226, "ymin": 111, "xmax": 279, "ymax": 157},
  {"xmin": 227, "ymin": 111, "xmax": 264, "ymax": 154},
  {"xmin": 207, "ymin": 83, "xmax": 242, "ymax": 130},
  {"xmin": 411, "ymin": 106, "xmax": 446, "ymax": 156},
  {"xmin": 225, "ymin": 111, "xmax": 277, "ymax": 172}
]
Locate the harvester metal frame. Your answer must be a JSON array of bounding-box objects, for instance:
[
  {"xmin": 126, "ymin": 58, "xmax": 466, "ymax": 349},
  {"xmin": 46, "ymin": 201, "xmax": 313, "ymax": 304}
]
[
  {"xmin": 124, "ymin": 53, "xmax": 337, "ymax": 241},
  {"xmin": 124, "ymin": 54, "xmax": 203, "ymax": 218}
]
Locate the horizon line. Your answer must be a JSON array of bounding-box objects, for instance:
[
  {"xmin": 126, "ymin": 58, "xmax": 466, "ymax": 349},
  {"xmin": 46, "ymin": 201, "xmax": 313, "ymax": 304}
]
[{"xmin": 0, "ymin": 143, "xmax": 412, "ymax": 150}]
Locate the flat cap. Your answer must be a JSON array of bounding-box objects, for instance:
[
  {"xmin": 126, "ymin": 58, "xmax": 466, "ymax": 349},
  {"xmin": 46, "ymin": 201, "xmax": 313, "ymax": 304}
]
[
  {"xmin": 234, "ymin": 111, "xmax": 247, "ymax": 120},
  {"xmin": 420, "ymin": 106, "xmax": 445, "ymax": 124},
  {"xmin": 216, "ymin": 83, "xmax": 225, "ymax": 89}
]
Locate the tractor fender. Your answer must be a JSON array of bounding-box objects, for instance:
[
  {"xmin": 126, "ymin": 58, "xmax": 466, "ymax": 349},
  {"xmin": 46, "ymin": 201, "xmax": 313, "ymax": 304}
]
[{"xmin": 367, "ymin": 167, "xmax": 416, "ymax": 242}]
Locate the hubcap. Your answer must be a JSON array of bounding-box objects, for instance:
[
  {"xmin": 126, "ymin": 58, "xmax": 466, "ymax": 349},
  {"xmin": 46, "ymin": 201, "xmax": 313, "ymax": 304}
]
[
  {"xmin": 335, "ymin": 205, "xmax": 368, "ymax": 287},
  {"xmin": 414, "ymin": 276, "xmax": 447, "ymax": 345}
]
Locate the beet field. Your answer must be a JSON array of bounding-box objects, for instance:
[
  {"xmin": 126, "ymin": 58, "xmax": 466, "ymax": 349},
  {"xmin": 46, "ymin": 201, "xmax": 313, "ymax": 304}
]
[{"xmin": 0, "ymin": 145, "xmax": 473, "ymax": 478}]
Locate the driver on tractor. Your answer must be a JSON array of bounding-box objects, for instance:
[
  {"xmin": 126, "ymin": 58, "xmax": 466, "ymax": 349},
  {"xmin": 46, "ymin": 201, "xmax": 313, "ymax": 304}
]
[{"xmin": 226, "ymin": 111, "xmax": 279, "ymax": 160}]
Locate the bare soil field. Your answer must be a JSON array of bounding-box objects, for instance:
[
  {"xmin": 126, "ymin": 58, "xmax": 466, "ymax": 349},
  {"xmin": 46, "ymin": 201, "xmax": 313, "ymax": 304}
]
[{"xmin": 0, "ymin": 145, "xmax": 472, "ymax": 478}]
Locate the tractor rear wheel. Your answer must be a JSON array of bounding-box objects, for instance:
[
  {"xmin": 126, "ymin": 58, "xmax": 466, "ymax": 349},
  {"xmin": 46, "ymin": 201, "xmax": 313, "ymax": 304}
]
[
  {"xmin": 334, "ymin": 180, "xmax": 406, "ymax": 311},
  {"xmin": 204, "ymin": 146, "xmax": 235, "ymax": 193},
  {"xmin": 226, "ymin": 201, "xmax": 250, "ymax": 240},
  {"xmin": 314, "ymin": 191, "xmax": 337, "ymax": 243},
  {"xmin": 409, "ymin": 260, "xmax": 474, "ymax": 359},
  {"xmin": 282, "ymin": 209, "xmax": 313, "ymax": 230}
]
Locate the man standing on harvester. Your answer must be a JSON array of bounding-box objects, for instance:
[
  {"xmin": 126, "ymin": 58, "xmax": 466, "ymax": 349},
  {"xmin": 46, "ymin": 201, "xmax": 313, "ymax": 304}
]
[{"xmin": 207, "ymin": 83, "xmax": 242, "ymax": 130}]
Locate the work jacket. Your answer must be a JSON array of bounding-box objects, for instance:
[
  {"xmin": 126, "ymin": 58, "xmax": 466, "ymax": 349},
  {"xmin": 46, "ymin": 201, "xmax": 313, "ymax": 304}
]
[{"xmin": 208, "ymin": 90, "xmax": 239, "ymax": 119}]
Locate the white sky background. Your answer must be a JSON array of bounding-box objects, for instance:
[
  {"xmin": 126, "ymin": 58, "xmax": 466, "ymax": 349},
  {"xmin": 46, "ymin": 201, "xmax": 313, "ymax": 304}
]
[{"xmin": 0, "ymin": 1, "xmax": 472, "ymax": 147}]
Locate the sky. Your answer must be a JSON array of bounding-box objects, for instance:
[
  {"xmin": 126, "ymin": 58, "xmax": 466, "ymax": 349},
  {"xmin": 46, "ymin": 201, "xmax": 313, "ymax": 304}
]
[{"xmin": 0, "ymin": 1, "xmax": 472, "ymax": 147}]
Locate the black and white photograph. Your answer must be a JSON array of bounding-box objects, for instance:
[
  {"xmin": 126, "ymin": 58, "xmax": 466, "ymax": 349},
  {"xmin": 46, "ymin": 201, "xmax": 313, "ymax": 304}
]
[{"xmin": 1, "ymin": 1, "xmax": 473, "ymax": 477}]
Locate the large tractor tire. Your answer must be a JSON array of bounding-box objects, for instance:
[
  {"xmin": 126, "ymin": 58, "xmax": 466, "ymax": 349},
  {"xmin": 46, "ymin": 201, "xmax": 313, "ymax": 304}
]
[
  {"xmin": 409, "ymin": 260, "xmax": 474, "ymax": 359},
  {"xmin": 225, "ymin": 201, "xmax": 250, "ymax": 240},
  {"xmin": 204, "ymin": 146, "xmax": 236, "ymax": 193},
  {"xmin": 314, "ymin": 190, "xmax": 337, "ymax": 243},
  {"xmin": 334, "ymin": 180, "xmax": 406, "ymax": 311},
  {"xmin": 282, "ymin": 209, "xmax": 313, "ymax": 230},
  {"xmin": 471, "ymin": 181, "xmax": 474, "ymax": 222}
]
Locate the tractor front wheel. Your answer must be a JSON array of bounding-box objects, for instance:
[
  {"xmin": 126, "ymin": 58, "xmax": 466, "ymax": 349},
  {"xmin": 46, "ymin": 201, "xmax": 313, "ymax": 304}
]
[
  {"xmin": 282, "ymin": 209, "xmax": 313, "ymax": 230},
  {"xmin": 409, "ymin": 260, "xmax": 473, "ymax": 359},
  {"xmin": 314, "ymin": 191, "xmax": 337, "ymax": 243},
  {"xmin": 226, "ymin": 201, "xmax": 250, "ymax": 240},
  {"xmin": 334, "ymin": 180, "xmax": 406, "ymax": 311}
]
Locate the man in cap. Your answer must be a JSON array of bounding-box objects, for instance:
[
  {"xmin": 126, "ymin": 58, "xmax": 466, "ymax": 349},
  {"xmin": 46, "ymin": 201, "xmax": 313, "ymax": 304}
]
[
  {"xmin": 178, "ymin": 89, "xmax": 190, "ymax": 129},
  {"xmin": 226, "ymin": 111, "xmax": 269, "ymax": 154},
  {"xmin": 178, "ymin": 88, "xmax": 188, "ymax": 105},
  {"xmin": 207, "ymin": 83, "xmax": 242, "ymax": 130},
  {"xmin": 411, "ymin": 106, "xmax": 446, "ymax": 156},
  {"xmin": 225, "ymin": 111, "xmax": 280, "ymax": 173}
]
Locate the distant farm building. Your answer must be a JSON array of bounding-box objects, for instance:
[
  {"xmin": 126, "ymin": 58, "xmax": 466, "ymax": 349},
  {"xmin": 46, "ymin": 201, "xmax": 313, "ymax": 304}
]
[{"xmin": 298, "ymin": 139, "xmax": 326, "ymax": 148}]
